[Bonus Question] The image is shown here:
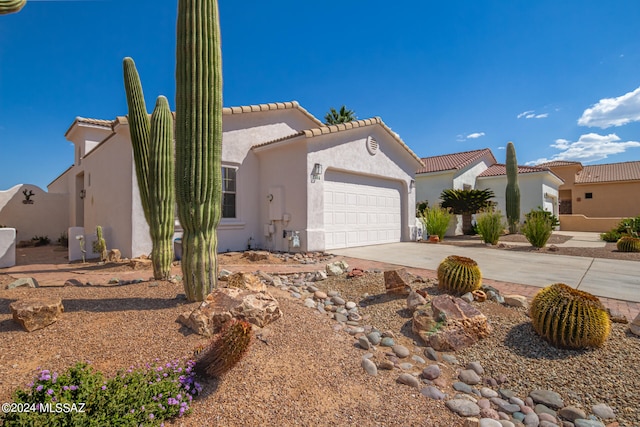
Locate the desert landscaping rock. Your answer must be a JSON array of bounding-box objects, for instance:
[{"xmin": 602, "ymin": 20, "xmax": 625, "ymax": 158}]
[
  {"xmin": 367, "ymin": 331, "xmax": 381, "ymax": 345},
  {"xmin": 629, "ymin": 312, "xmax": 640, "ymax": 336},
  {"xmin": 406, "ymin": 289, "xmax": 428, "ymax": 311},
  {"xmin": 591, "ymin": 403, "xmax": 615, "ymax": 419},
  {"xmin": 392, "ymin": 344, "xmax": 410, "ymax": 358},
  {"xmin": 459, "ymin": 369, "xmax": 482, "ymax": 385},
  {"xmin": 358, "ymin": 336, "xmax": 370, "ymax": 350},
  {"xmin": 558, "ymin": 405, "xmax": 587, "ymax": 421},
  {"xmin": 421, "ymin": 386, "xmax": 446, "ymax": 400},
  {"xmin": 383, "ymin": 268, "xmax": 412, "ymax": 295},
  {"xmin": 529, "ymin": 390, "xmax": 564, "ymax": 409},
  {"xmin": 6, "ymin": 277, "xmax": 39, "ymax": 289},
  {"xmin": 10, "ymin": 298, "xmax": 63, "ymax": 332},
  {"xmin": 446, "ymin": 399, "xmax": 481, "ymax": 417},
  {"xmin": 467, "ymin": 361, "xmax": 484, "ymax": 375},
  {"xmin": 478, "ymin": 419, "xmax": 502, "ymax": 427},
  {"xmin": 380, "ymin": 337, "xmax": 395, "ymax": 347},
  {"xmin": 574, "ymin": 420, "xmax": 605, "ymax": 427},
  {"xmin": 503, "ymin": 294, "xmax": 528, "ymax": 308},
  {"xmin": 361, "ymin": 357, "xmax": 377, "ymax": 376},
  {"xmin": 396, "ymin": 373, "xmax": 421, "ymax": 389},
  {"xmin": 422, "ymin": 364, "xmax": 441, "ymax": 380}
]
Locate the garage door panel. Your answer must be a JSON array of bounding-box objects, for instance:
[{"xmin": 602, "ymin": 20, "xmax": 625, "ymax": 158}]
[{"xmin": 324, "ymin": 173, "xmax": 402, "ymax": 249}]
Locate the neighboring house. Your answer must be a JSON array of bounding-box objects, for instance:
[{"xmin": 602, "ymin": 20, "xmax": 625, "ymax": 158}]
[
  {"xmin": 539, "ymin": 160, "xmax": 640, "ymax": 231},
  {"xmin": 416, "ymin": 148, "xmax": 562, "ymax": 234},
  {"xmin": 48, "ymin": 101, "xmax": 423, "ymax": 259}
]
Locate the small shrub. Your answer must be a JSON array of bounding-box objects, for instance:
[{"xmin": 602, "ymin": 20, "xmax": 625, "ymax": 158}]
[
  {"xmin": 476, "ymin": 209, "xmax": 506, "ymax": 245},
  {"xmin": 521, "ymin": 209, "xmax": 553, "ymax": 248},
  {"xmin": 600, "ymin": 230, "xmax": 622, "ymax": 242},
  {"xmin": 526, "ymin": 206, "xmax": 559, "ymax": 228},
  {"xmin": 419, "ymin": 206, "xmax": 452, "ymax": 241},
  {"xmin": 1, "ymin": 360, "xmax": 200, "ymax": 426},
  {"xmin": 31, "ymin": 235, "xmax": 50, "ymax": 247},
  {"xmin": 615, "ymin": 215, "xmax": 640, "ymax": 235},
  {"xmin": 57, "ymin": 231, "xmax": 69, "ymax": 248},
  {"xmin": 415, "ymin": 200, "xmax": 429, "ymax": 217}
]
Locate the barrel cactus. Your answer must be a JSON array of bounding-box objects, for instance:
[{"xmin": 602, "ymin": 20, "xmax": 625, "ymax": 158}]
[
  {"xmin": 0, "ymin": 0, "xmax": 26, "ymax": 15},
  {"xmin": 530, "ymin": 283, "xmax": 610, "ymax": 349},
  {"xmin": 616, "ymin": 236, "xmax": 640, "ymax": 253},
  {"xmin": 437, "ymin": 255, "xmax": 482, "ymax": 295},
  {"xmin": 194, "ymin": 319, "xmax": 253, "ymax": 378}
]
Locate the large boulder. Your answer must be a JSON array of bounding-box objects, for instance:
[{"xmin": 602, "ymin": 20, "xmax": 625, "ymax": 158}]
[
  {"xmin": 10, "ymin": 298, "xmax": 64, "ymax": 332},
  {"xmin": 412, "ymin": 295, "xmax": 491, "ymax": 351},
  {"xmin": 384, "ymin": 268, "xmax": 412, "ymax": 295},
  {"xmin": 177, "ymin": 288, "xmax": 282, "ymax": 336},
  {"xmin": 326, "ymin": 260, "xmax": 349, "ymax": 276},
  {"xmin": 107, "ymin": 249, "xmax": 122, "ymax": 263}
]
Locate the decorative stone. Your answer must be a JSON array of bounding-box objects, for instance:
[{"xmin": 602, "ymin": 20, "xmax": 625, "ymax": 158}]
[
  {"xmin": 424, "ymin": 347, "xmax": 439, "ymax": 361},
  {"xmin": 489, "ymin": 397, "xmax": 520, "ymax": 414},
  {"xmin": 242, "ymin": 250, "xmax": 269, "ymax": 261},
  {"xmin": 479, "ymin": 418, "xmax": 502, "ymax": 427},
  {"xmin": 422, "ymin": 364, "xmax": 441, "ymax": 380},
  {"xmin": 453, "ymin": 381, "xmax": 473, "ymax": 394},
  {"xmin": 226, "ymin": 272, "xmax": 267, "ymax": 292},
  {"xmin": 361, "ymin": 358, "xmax": 377, "ymax": 376},
  {"xmin": 574, "ymin": 420, "xmax": 605, "ymax": 427},
  {"xmin": 558, "ymin": 406, "xmax": 587, "ymax": 422},
  {"xmin": 529, "ymin": 390, "xmax": 564, "ymax": 410},
  {"xmin": 480, "ymin": 387, "xmax": 499, "ymax": 398},
  {"xmin": 445, "ymin": 399, "xmax": 480, "ymax": 417},
  {"xmin": 461, "ymin": 292, "xmax": 474, "ymax": 303},
  {"xmin": 106, "ymin": 249, "xmax": 121, "ymax": 262},
  {"xmin": 345, "ymin": 301, "xmax": 357, "ymax": 310},
  {"xmin": 6, "ymin": 277, "xmax": 39, "ymax": 289},
  {"xmin": 380, "ymin": 337, "xmax": 395, "ymax": 347},
  {"xmin": 10, "ymin": 298, "xmax": 64, "ymax": 332},
  {"xmin": 467, "ymin": 361, "xmax": 484, "ymax": 375},
  {"xmin": 591, "ymin": 403, "xmax": 615, "ymax": 420},
  {"xmin": 629, "ymin": 312, "xmax": 640, "ymax": 336},
  {"xmin": 392, "ymin": 344, "xmax": 410, "ymax": 358},
  {"xmin": 377, "ymin": 360, "xmax": 395, "ymax": 370},
  {"xmin": 523, "ymin": 412, "xmax": 540, "ymax": 427},
  {"xmin": 367, "ymin": 331, "xmax": 382, "ymax": 345},
  {"xmin": 313, "ymin": 270, "xmax": 328, "ymax": 281},
  {"xmin": 459, "ymin": 369, "xmax": 482, "ymax": 385},
  {"xmin": 421, "ymin": 386, "xmax": 446, "ymax": 400},
  {"xmin": 218, "ymin": 269, "xmax": 233, "ymax": 280},
  {"xmin": 64, "ymin": 279, "xmax": 85, "ymax": 287},
  {"xmin": 326, "ymin": 261, "xmax": 348, "ymax": 276},
  {"xmin": 396, "ymin": 373, "xmax": 421, "ymax": 389},
  {"xmin": 463, "ymin": 419, "xmax": 481, "ymax": 427},
  {"xmin": 407, "ymin": 290, "xmax": 428, "ymax": 311},
  {"xmin": 176, "ymin": 288, "xmax": 282, "ymax": 336},
  {"xmin": 414, "ymin": 295, "xmax": 492, "ymax": 351},
  {"xmin": 503, "ymin": 294, "xmax": 528, "ymax": 308},
  {"xmin": 331, "ymin": 296, "xmax": 346, "ymax": 306},
  {"xmin": 303, "ymin": 298, "xmax": 316, "ymax": 308},
  {"xmin": 384, "ymin": 268, "xmax": 412, "ymax": 295}
]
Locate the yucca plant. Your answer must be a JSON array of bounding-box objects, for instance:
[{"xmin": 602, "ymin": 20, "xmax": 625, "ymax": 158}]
[
  {"xmin": 530, "ymin": 283, "xmax": 610, "ymax": 349},
  {"xmin": 616, "ymin": 236, "xmax": 640, "ymax": 252},
  {"xmin": 521, "ymin": 208, "xmax": 553, "ymax": 248},
  {"xmin": 476, "ymin": 209, "xmax": 506, "ymax": 245},
  {"xmin": 194, "ymin": 319, "xmax": 253, "ymax": 378},
  {"xmin": 440, "ymin": 188, "xmax": 495, "ymax": 235},
  {"xmin": 419, "ymin": 206, "xmax": 452, "ymax": 241},
  {"xmin": 437, "ymin": 255, "xmax": 482, "ymax": 295}
]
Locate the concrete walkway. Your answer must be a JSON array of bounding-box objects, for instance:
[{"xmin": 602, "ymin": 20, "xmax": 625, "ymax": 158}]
[{"xmin": 330, "ymin": 241, "xmax": 640, "ymax": 303}]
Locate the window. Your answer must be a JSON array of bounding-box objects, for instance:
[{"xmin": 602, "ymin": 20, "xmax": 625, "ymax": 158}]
[
  {"xmin": 222, "ymin": 167, "xmax": 236, "ymax": 218},
  {"xmin": 585, "ymin": 192, "xmax": 593, "ymax": 199}
]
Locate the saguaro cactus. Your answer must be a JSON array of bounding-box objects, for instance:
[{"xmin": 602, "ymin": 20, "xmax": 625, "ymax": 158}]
[
  {"xmin": 123, "ymin": 59, "xmax": 174, "ymax": 280},
  {"xmin": 175, "ymin": 0, "xmax": 223, "ymax": 301},
  {"xmin": 0, "ymin": 0, "xmax": 26, "ymax": 15},
  {"xmin": 505, "ymin": 142, "xmax": 520, "ymax": 233},
  {"xmin": 148, "ymin": 96, "xmax": 175, "ymax": 279}
]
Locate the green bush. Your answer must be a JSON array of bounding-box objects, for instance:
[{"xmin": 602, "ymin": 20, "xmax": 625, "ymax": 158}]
[
  {"xmin": 476, "ymin": 209, "xmax": 506, "ymax": 245},
  {"xmin": 600, "ymin": 230, "xmax": 622, "ymax": 242},
  {"xmin": 419, "ymin": 206, "xmax": 452, "ymax": 241},
  {"xmin": 601, "ymin": 215, "xmax": 640, "ymax": 241},
  {"xmin": 521, "ymin": 209, "xmax": 553, "ymax": 248},
  {"xmin": 57, "ymin": 232, "xmax": 69, "ymax": 248},
  {"xmin": 32, "ymin": 235, "xmax": 50, "ymax": 247},
  {"xmin": 525, "ymin": 206, "xmax": 559, "ymax": 228},
  {"xmin": 415, "ymin": 200, "xmax": 429, "ymax": 217},
  {"xmin": 1, "ymin": 360, "xmax": 200, "ymax": 426}
]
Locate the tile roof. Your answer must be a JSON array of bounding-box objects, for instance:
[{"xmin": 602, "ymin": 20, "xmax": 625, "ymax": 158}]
[
  {"xmin": 537, "ymin": 160, "xmax": 582, "ymax": 168},
  {"xmin": 477, "ymin": 163, "xmax": 552, "ymax": 177},
  {"xmin": 251, "ymin": 117, "xmax": 424, "ymax": 165},
  {"xmin": 575, "ymin": 161, "xmax": 640, "ymax": 184},
  {"xmin": 417, "ymin": 148, "xmax": 496, "ymax": 174}
]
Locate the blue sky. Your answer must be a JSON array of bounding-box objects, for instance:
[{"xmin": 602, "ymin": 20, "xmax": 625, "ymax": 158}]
[{"xmin": 2, "ymin": 0, "xmax": 640, "ymax": 190}]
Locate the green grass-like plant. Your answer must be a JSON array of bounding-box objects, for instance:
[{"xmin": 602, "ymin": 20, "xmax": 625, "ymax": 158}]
[
  {"xmin": 437, "ymin": 255, "xmax": 482, "ymax": 295},
  {"xmin": 600, "ymin": 230, "xmax": 622, "ymax": 242},
  {"xmin": 616, "ymin": 236, "xmax": 640, "ymax": 252},
  {"xmin": 521, "ymin": 209, "xmax": 553, "ymax": 248},
  {"xmin": 530, "ymin": 283, "xmax": 611, "ymax": 349},
  {"xmin": 419, "ymin": 206, "xmax": 452, "ymax": 241},
  {"xmin": 475, "ymin": 209, "xmax": 506, "ymax": 245},
  {"xmin": 1, "ymin": 360, "xmax": 200, "ymax": 426}
]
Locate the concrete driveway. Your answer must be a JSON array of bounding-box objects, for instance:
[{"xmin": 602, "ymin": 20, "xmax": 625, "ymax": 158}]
[{"xmin": 330, "ymin": 241, "xmax": 640, "ymax": 303}]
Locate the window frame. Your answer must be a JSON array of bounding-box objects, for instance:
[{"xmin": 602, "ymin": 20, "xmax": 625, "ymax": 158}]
[{"xmin": 221, "ymin": 166, "xmax": 237, "ymax": 219}]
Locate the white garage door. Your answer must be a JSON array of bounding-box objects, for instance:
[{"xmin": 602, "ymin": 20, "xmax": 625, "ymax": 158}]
[{"xmin": 324, "ymin": 171, "xmax": 402, "ymax": 250}]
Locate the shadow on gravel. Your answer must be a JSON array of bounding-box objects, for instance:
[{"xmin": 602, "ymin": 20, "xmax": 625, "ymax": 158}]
[{"xmin": 503, "ymin": 322, "xmax": 592, "ymax": 360}]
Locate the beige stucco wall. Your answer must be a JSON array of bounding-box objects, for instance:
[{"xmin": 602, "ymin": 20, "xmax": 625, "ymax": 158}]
[
  {"xmin": 559, "ymin": 215, "xmax": 622, "ymax": 232},
  {"xmin": 0, "ymin": 184, "xmax": 68, "ymax": 243},
  {"xmin": 0, "ymin": 228, "xmax": 16, "ymax": 268},
  {"xmin": 572, "ymin": 181, "xmax": 640, "ymax": 218}
]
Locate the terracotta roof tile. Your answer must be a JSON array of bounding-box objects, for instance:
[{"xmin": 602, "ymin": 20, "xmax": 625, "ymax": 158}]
[
  {"xmin": 575, "ymin": 161, "xmax": 640, "ymax": 183},
  {"xmin": 252, "ymin": 117, "xmax": 424, "ymax": 165},
  {"xmin": 417, "ymin": 148, "xmax": 496, "ymax": 174},
  {"xmin": 537, "ymin": 160, "xmax": 582, "ymax": 168},
  {"xmin": 477, "ymin": 163, "xmax": 550, "ymax": 177}
]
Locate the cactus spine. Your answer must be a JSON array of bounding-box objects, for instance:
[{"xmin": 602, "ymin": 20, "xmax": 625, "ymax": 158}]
[
  {"xmin": 194, "ymin": 319, "xmax": 253, "ymax": 378},
  {"xmin": 437, "ymin": 255, "xmax": 482, "ymax": 295},
  {"xmin": 505, "ymin": 141, "xmax": 520, "ymax": 234},
  {"xmin": 149, "ymin": 96, "xmax": 175, "ymax": 279},
  {"xmin": 123, "ymin": 58, "xmax": 174, "ymax": 279},
  {"xmin": 0, "ymin": 0, "xmax": 26, "ymax": 14},
  {"xmin": 175, "ymin": 0, "xmax": 223, "ymax": 301},
  {"xmin": 530, "ymin": 283, "xmax": 610, "ymax": 349}
]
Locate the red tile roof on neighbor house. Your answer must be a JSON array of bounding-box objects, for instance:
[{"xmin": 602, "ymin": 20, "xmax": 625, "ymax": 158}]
[
  {"xmin": 477, "ymin": 163, "xmax": 553, "ymax": 177},
  {"xmin": 537, "ymin": 160, "xmax": 582, "ymax": 168},
  {"xmin": 417, "ymin": 148, "xmax": 496, "ymax": 174},
  {"xmin": 575, "ymin": 161, "xmax": 640, "ymax": 184}
]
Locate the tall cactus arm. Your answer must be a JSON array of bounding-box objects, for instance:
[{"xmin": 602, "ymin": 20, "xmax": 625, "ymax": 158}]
[
  {"xmin": 149, "ymin": 96, "xmax": 175, "ymax": 280},
  {"xmin": 0, "ymin": 0, "xmax": 26, "ymax": 15},
  {"xmin": 175, "ymin": 0, "xmax": 223, "ymax": 301},
  {"xmin": 123, "ymin": 57, "xmax": 152, "ymax": 224},
  {"xmin": 505, "ymin": 141, "xmax": 520, "ymax": 233}
]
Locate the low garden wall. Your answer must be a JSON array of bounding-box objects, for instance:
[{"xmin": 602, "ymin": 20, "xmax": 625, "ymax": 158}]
[{"xmin": 559, "ymin": 215, "xmax": 622, "ymax": 232}]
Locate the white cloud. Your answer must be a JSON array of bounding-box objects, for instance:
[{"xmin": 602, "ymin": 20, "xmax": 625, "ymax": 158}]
[
  {"xmin": 466, "ymin": 132, "xmax": 485, "ymax": 139},
  {"xmin": 578, "ymin": 86, "xmax": 640, "ymax": 128},
  {"xmin": 517, "ymin": 110, "xmax": 548, "ymax": 119},
  {"xmin": 526, "ymin": 133, "xmax": 640, "ymax": 165},
  {"xmin": 497, "ymin": 146, "xmax": 506, "ymax": 150}
]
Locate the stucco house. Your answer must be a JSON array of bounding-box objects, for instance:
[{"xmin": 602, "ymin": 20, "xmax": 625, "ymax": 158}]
[
  {"xmin": 539, "ymin": 160, "xmax": 640, "ymax": 231},
  {"xmin": 415, "ymin": 148, "xmax": 562, "ymax": 234},
  {"xmin": 47, "ymin": 101, "xmax": 423, "ymax": 259}
]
